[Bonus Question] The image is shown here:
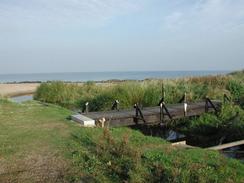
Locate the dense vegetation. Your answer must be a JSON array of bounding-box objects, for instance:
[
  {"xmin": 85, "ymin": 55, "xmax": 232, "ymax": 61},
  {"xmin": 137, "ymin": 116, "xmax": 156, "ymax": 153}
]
[
  {"xmin": 34, "ymin": 70, "xmax": 244, "ymax": 111},
  {"xmin": 173, "ymin": 104, "xmax": 244, "ymax": 147},
  {"xmin": 1, "ymin": 100, "xmax": 244, "ymax": 182}
]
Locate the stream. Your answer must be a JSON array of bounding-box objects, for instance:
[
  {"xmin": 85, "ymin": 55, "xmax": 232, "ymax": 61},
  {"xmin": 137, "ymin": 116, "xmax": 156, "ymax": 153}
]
[
  {"xmin": 131, "ymin": 124, "xmax": 244, "ymax": 162},
  {"xmin": 222, "ymin": 145, "xmax": 244, "ymax": 162},
  {"xmin": 11, "ymin": 95, "xmax": 33, "ymax": 103},
  {"xmin": 131, "ymin": 125, "xmax": 186, "ymax": 142}
]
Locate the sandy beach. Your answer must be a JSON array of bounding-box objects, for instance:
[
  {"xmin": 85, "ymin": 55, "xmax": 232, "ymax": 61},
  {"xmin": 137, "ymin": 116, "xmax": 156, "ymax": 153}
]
[
  {"xmin": 0, "ymin": 82, "xmax": 116, "ymax": 98},
  {"xmin": 0, "ymin": 83, "xmax": 40, "ymax": 97}
]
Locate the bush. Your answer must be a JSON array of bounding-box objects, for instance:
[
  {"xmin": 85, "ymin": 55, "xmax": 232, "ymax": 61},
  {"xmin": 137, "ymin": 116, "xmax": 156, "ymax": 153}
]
[
  {"xmin": 89, "ymin": 92, "xmax": 115, "ymax": 111},
  {"xmin": 176, "ymin": 104, "xmax": 244, "ymax": 146},
  {"xmin": 226, "ymin": 79, "xmax": 244, "ymax": 101}
]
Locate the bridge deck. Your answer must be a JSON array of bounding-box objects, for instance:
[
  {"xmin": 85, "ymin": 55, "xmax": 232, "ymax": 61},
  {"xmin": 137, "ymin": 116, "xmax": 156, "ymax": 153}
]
[{"xmin": 75, "ymin": 100, "xmax": 221, "ymax": 127}]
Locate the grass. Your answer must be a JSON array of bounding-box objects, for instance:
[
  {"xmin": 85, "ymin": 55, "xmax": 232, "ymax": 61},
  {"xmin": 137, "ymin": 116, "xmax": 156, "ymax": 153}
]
[
  {"xmin": 34, "ymin": 70, "xmax": 244, "ymax": 111},
  {"xmin": 71, "ymin": 127, "xmax": 244, "ymax": 183},
  {"xmin": 1, "ymin": 99, "xmax": 244, "ymax": 182},
  {"xmin": 0, "ymin": 100, "xmax": 79, "ymax": 182}
]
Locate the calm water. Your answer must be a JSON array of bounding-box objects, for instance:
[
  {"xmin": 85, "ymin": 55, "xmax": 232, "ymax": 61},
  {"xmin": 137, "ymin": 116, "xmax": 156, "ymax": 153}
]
[
  {"xmin": 11, "ymin": 95, "xmax": 33, "ymax": 103},
  {"xmin": 222, "ymin": 145, "xmax": 244, "ymax": 162},
  {"xmin": 0, "ymin": 71, "xmax": 230, "ymax": 83},
  {"xmin": 131, "ymin": 125, "xmax": 186, "ymax": 142}
]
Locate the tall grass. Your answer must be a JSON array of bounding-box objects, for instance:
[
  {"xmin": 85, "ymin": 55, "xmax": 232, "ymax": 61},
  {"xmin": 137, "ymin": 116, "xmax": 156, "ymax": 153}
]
[
  {"xmin": 34, "ymin": 81, "xmax": 82, "ymax": 109},
  {"xmin": 34, "ymin": 71, "xmax": 244, "ymax": 111}
]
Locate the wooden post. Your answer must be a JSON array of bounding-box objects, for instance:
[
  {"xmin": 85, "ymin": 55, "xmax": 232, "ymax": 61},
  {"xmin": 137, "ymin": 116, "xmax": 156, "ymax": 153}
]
[
  {"xmin": 162, "ymin": 102, "xmax": 172, "ymax": 120},
  {"xmin": 205, "ymin": 97, "xmax": 209, "ymax": 112},
  {"xmin": 205, "ymin": 97, "xmax": 218, "ymax": 114},
  {"xmin": 112, "ymin": 100, "xmax": 119, "ymax": 111},
  {"xmin": 134, "ymin": 104, "xmax": 138, "ymax": 123},
  {"xmin": 134, "ymin": 103, "xmax": 146, "ymax": 123},
  {"xmin": 183, "ymin": 93, "xmax": 187, "ymax": 117},
  {"xmin": 160, "ymin": 102, "xmax": 163, "ymax": 124},
  {"xmin": 85, "ymin": 102, "xmax": 89, "ymax": 114},
  {"xmin": 135, "ymin": 104, "xmax": 138, "ymax": 117},
  {"xmin": 98, "ymin": 117, "xmax": 106, "ymax": 128}
]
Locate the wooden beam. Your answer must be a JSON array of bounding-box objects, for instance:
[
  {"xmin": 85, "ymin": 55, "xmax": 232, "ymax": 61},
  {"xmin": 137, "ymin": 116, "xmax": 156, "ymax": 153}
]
[{"xmin": 207, "ymin": 140, "xmax": 244, "ymax": 151}]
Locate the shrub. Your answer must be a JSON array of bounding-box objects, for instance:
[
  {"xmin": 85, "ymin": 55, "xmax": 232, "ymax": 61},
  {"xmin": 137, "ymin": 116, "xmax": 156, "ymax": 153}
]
[
  {"xmin": 89, "ymin": 92, "xmax": 115, "ymax": 111},
  {"xmin": 175, "ymin": 104, "xmax": 244, "ymax": 146},
  {"xmin": 226, "ymin": 79, "xmax": 244, "ymax": 101}
]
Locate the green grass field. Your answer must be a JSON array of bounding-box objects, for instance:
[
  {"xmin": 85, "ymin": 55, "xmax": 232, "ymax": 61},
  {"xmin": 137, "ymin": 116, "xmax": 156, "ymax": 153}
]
[
  {"xmin": 1, "ymin": 99, "xmax": 244, "ymax": 182},
  {"xmin": 0, "ymin": 100, "xmax": 79, "ymax": 182}
]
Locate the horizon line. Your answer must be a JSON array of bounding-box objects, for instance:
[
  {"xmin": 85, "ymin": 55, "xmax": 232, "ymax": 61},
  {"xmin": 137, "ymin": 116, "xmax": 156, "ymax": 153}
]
[{"xmin": 0, "ymin": 70, "xmax": 234, "ymax": 75}]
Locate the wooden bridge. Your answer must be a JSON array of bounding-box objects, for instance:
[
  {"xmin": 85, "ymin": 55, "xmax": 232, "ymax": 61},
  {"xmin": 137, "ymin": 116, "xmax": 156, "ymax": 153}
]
[{"xmin": 72, "ymin": 97, "xmax": 222, "ymax": 127}]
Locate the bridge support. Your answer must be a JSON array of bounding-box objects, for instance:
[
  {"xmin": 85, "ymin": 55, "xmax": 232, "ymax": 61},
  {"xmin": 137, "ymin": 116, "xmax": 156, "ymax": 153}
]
[
  {"xmin": 179, "ymin": 93, "xmax": 188, "ymax": 117},
  {"xmin": 205, "ymin": 97, "xmax": 218, "ymax": 114},
  {"xmin": 159, "ymin": 102, "xmax": 173, "ymax": 123},
  {"xmin": 82, "ymin": 102, "xmax": 89, "ymax": 114},
  {"xmin": 134, "ymin": 104, "xmax": 146, "ymax": 124},
  {"xmin": 111, "ymin": 100, "xmax": 120, "ymax": 111}
]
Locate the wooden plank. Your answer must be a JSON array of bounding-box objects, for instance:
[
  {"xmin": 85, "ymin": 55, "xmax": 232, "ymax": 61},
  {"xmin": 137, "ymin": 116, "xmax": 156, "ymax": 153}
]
[
  {"xmin": 208, "ymin": 140, "xmax": 244, "ymax": 150},
  {"xmin": 172, "ymin": 141, "xmax": 186, "ymax": 146}
]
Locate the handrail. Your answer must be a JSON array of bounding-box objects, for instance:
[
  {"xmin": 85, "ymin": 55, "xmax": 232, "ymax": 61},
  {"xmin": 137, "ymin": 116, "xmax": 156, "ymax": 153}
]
[
  {"xmin": 111, "ymin": 100, "xmax": 119, "ymax": 111},
  {"xmin": 159, "ymin": 102, "xmax": 172, "ymax": 120},
  {"xmin": 134, "ymin": 104, "xmax": 146, "ymax": 123},
  {"xmin": 82, "ymin": 102, "xmax": 89, "ymax": 114},
  {"xmin": 205, "ymin": 97, "xmax": 218, "ymax": 114}
]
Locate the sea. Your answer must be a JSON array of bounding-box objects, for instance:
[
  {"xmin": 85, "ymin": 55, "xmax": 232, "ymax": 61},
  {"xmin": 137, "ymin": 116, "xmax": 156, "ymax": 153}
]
[{"xmin": 0, "ymin": 71, "xmax": 230, "ymax": 83}]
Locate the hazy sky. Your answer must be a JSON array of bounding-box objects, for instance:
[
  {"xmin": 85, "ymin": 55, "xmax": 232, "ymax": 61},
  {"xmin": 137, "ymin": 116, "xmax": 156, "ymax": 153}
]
[{"xmin": 0, "ymin": 0, "xmax": 243, "ymax": 74}]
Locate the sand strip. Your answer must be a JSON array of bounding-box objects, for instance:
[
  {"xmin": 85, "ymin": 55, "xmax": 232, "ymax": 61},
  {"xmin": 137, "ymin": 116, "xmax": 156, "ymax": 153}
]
[{"xmin": 0, "ymin": 83, "xmax": 40, "ymax": 97}]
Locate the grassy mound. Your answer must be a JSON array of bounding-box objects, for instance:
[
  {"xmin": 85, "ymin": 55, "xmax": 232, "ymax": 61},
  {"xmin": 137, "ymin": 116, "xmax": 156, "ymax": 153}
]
[
  {"xmin": 1, "ymin": 100, "xmax": 244, "ymax": 182},
  {"xmin": 70, "ymin": 127, "xmax": 244, "ymax": 183}
]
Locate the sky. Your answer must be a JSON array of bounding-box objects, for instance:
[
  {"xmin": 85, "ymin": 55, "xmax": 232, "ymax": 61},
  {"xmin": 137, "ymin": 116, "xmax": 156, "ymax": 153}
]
[{"xmin": 0, "ymin": 0, "xmax": 243, "ymax": 74}]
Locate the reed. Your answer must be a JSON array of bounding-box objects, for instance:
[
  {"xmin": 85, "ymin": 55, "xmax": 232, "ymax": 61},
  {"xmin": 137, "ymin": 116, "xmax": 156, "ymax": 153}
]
[{"xmin": 34, "ymin": 71, "xmax": 244, "ymax": 111}]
